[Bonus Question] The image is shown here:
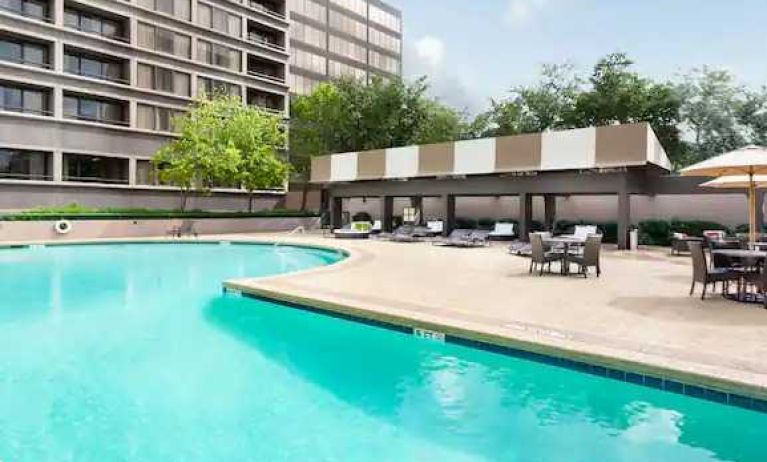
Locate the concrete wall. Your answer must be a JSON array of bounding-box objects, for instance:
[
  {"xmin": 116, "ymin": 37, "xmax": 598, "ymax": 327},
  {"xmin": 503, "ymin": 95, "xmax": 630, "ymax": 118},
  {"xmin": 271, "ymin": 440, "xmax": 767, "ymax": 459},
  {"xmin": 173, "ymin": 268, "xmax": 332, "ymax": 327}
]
[
  {"xmin": 0, "ymin": 217, "xmax": 320, "ymax": 242},
  {"xmin": 343, "ymin": 193, "xmax": 755, "ymax": 227},
  {"xmin": 0, "ymin": 183, "xmax": 283, "ymax": 211}
]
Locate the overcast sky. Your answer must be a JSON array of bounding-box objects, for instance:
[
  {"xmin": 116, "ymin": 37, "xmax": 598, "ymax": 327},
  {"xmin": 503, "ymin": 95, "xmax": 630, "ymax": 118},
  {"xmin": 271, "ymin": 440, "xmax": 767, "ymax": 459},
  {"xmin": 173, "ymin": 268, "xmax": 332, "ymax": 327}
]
[{"xmin": 386, "ymin": 0, "xmax": 766, "ymax": 114}]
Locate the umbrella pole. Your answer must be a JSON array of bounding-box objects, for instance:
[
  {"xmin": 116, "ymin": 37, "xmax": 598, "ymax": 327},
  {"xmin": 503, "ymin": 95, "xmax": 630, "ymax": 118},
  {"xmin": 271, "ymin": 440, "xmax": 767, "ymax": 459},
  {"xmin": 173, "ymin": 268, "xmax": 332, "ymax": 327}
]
[{"xmin": 750, "ymin": 173, "xmax": 757, "ymax": 245}]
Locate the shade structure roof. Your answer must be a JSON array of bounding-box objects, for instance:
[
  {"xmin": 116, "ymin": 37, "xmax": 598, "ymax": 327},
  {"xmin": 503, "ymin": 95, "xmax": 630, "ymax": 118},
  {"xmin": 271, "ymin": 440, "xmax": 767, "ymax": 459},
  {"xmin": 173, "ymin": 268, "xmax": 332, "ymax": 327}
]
[
  {"xmin": 681, "ymin": 145, "xmax": 767, "ymax": 177},
  {"xmin": 699, "ymin": 175, "xmax": 767, "ymax": 189}
]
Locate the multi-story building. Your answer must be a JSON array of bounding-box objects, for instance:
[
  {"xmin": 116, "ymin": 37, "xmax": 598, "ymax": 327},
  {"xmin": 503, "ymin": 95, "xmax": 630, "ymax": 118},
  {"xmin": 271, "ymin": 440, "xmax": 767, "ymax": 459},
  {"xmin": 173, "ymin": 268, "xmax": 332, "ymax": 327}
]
[
  {"xmin": 0, "ymin": 0, "xmax": 290, "ymax": 209},
  {"xmin": 287, "ymin": 0, "xmax": 401, "ymax": 95}
]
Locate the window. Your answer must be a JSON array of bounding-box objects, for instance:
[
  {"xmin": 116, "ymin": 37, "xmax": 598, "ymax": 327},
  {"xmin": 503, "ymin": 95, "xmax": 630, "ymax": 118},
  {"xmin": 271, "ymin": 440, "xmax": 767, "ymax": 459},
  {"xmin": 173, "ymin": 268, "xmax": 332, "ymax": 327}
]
[
  {"xmin": 197, "ymin": 39, "xmax": 240, "ymax": 72},
  {"xmin": 63, "ymin": 93, "xmax": 126, "ymax": 125},
  {"xmin": 137, "ymin": 22, "xmax": 191, "ymax": 58},
  {"xmin": 369, "ymin": 4, "xmax": 400, "ymax": 32},
  {"xmin": 247, "ymin": 88, "xmax": 283, "ymax": 112},
  {"xmin": 197, "ymin": 2, "xmax": 241, "ymax": 37},
  {"xmin": 247, "ymin": 23, "xmax": 283, "ymax": 49},
  {"xmin": 0, "ymin": 148, "xmax": 51, "ymax": 180},
  {"xmin": 0, "ymin": 82, "xmax": 49, "ymax": 115},
  {"xmin": 136, "ymin": 104, "xmax": 184, "ymax": 132},
  {"xmin": 329, "ymin": 35, "xmax": 366, "ymax": 63},
  {"xmin": 290, "ymin": 22, "xmax": 325, "ymax": 46},
  {"xmin": 288, "ymin": 73, "xmax": 320, "ymax": 95},
  {"xmin": 328, "ymin": 59, "xmax": 365, "ymax": 79},
  {"xmin": 138, "ymin": 0, "xmax": 190, "ymax": 20},
  {"xmin": 288, "ymin": 0, "xmax": 325, "ymax": 23},
  {"xmin": 63, "ymin": 153, "xmax": 129, "ymax": 184},
  {"xmin": 369, "ymin": 50, "xmax": 398, "ymax": 74},
  {"xmin": 0, "ymin": 0, "xmax": 49, "ymax": 21},
  {"xmin": 64, "ymin": 6, "xmax": 126, "ymax": 41},
  {"xmin": 290, "ymin": 48, "xmax": 326, "ymax": 75},
  {"xmin": 136, "ymin": 159, "xmax": 159, "ymax": 185},
  {"xmin": 197, "ymin": 76, "xmax": 241, "ymax": 98},
  {"xmin": 64, "ymin": 49, "xmax": 126, "ymax": 83},
  {"xmin": 329, "ymin": 0, "xmax": 366, "ymax": 17},
  {"xmin": 247, "ymin": 56, "xmax": 283, "ymax": 81},
  {"xmin": 368, "ymin": 27, "xmax": 400, "ymax": 54},
  {"xmin": 328, "ymin": 10, "xmax": 366, "ymax": 40},
  {"xmin": 0, "ymin": 35, "xmax": 49, "ymax": 68},
  {"xmin": 137, "ymin": 62, "xmax": 190, "ymax": 96}
]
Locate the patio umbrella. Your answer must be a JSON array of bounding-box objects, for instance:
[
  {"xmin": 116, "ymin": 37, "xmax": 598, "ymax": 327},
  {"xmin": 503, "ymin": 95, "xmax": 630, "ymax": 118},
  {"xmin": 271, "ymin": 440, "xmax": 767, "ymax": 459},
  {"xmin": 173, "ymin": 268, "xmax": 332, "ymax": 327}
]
[{"xmin": 681, "ymin": 145, "xmax": 767, "ymax": 244}]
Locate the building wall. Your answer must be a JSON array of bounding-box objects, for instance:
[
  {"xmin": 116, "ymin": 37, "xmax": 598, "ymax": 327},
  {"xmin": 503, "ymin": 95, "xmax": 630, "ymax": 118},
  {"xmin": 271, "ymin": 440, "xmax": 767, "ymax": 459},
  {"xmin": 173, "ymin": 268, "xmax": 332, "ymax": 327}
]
[
  {"xmin": 343, "ymin": 194, "xmax": 755, "ymax": 227},
  {"xmin": 0, "ymin": 182, "xmax": 283, "ymax": 211},
  {"xmin": 0, "ymin": 0, "xmax": 289, "ymax": 207},
  {"xmin": 287, "ymin": 0, "xmax": 402, "ymax": 95}
]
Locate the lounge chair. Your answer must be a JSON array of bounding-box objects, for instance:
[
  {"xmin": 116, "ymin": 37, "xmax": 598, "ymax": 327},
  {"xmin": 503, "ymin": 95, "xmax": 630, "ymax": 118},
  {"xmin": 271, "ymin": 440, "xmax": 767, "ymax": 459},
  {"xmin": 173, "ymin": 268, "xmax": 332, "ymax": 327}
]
[
  {"xmin": 426, "ymin": 220, "xmax": 444, "ymax": 236},
  {"xmin": 432, "ymin": 229, "xmax": 473, "ymax": 247},
  {"xmin": 333, "ymin": 221, "xmax": 371, "ymax": 239},
  {"xmin": 167, "ymin": 220, "xmax": 198, "ymax": 238},
  {"xmin": 529, "ymin": 233, "xmax": 564, "ymax": 275},
  {"xmin": 382, "ymin": 225, "xmax": 422, "ymax": 243},
  {"xmin": 688, "ymin": 241, "xmax": 740, "ymax": 300},
  {"xmin": 560, "ymin": 225, "xmax": 598, "ymax": 241},
  {"xmin": 567, "ymin": 234, "xmax": 603, "ymax": 277},
  {"xmin": 488, "ymin": 222, "xmax": 515, "ymax": 240},
  {"xmin": 371, "ymin": 220, "xmax": 382, "ymax": 234}
]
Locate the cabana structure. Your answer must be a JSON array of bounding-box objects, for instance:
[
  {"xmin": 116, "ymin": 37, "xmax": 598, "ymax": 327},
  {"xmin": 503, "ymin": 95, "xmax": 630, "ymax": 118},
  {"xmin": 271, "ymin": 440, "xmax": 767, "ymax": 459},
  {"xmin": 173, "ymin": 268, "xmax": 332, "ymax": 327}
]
[{"xmin": 311, "ymin": 123, "xmax": 764, "ymax": 249}]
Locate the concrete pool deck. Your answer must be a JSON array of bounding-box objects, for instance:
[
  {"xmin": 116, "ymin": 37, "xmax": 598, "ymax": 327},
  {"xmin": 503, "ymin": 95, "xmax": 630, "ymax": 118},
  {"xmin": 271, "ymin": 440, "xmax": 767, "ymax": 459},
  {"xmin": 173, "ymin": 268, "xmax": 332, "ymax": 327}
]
[{"xmin": 221, "ymin": 233, "xmax": 767, "ymax": 401}]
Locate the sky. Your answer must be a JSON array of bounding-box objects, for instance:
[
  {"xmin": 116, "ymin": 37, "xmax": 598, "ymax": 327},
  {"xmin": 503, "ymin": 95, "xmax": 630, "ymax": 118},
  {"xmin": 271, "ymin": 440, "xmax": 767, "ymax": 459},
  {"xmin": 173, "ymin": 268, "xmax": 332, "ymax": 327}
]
[{"xmin": 386, "ymin": 0, "xmax": 767, "ymax": 114}]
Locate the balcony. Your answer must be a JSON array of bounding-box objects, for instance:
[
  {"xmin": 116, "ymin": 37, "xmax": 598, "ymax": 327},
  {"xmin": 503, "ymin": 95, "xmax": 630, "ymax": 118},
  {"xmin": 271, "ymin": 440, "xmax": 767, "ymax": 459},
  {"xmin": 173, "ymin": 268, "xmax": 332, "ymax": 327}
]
[
  {"xmin": 64, "ymin": 47, "xmax": 129, "ymax": 85},
  {"xmin": 63, "ymin": 92, "xmax": 129, "ymax": 126},
  {"xmin": 0, "ymin": 33, "xmax": 52, "ymax": 69},
  {"xmin": 247, "ymin": 21, "xmax": 285, "ymax": 52},
  {"xmin": 246, "ymin": 0, "xmax": 285, "ymax": 20},
  {"xmin": 0, "ymin": 81, "xmax": 52, "ymax": 116},
  {"xmin": 246, "ymin": 88, "xmax": 284, "ymax": 114},
  {"xmin": 0, "ymin": 0, "xmax": 51, "ymax": 22},
  {"xmin": 247, "ymin": 55, "xmax": 285, "ymax": 83},
  {"xmin": 64, "ymin": 3, "xmax": 130, "ymax": 43}
]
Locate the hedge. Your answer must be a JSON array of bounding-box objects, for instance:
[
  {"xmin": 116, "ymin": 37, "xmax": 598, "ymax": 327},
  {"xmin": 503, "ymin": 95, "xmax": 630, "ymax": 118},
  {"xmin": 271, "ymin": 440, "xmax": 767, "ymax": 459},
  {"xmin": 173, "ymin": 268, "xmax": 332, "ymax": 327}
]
[
  {"xmin": 0, "ymin": 206, "xmax": 320, "ymax": 221},
  {"xmin": 638, "ymin": 219, "xmax": 731, "ymax": 246}
]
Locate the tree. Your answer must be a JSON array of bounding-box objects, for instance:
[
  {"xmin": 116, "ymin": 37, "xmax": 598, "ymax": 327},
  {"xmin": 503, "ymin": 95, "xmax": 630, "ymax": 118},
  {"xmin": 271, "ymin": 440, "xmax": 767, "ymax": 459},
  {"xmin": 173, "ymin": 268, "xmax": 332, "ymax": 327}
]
[
  {"xmin": 676, "ymin": 67, "xmax": 745, "ymax": 165},
  {"xmin": 153, "ymin": 95, "xmax": 288, "ymax": 211}
]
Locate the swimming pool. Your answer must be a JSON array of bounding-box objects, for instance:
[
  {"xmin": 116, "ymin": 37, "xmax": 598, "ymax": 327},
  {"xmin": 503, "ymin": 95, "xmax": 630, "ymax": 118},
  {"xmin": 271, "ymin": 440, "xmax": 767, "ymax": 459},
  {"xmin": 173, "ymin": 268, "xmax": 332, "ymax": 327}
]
[{"xmin": 0, "ymin": 242, "xmax": 764, "ymax": 461}]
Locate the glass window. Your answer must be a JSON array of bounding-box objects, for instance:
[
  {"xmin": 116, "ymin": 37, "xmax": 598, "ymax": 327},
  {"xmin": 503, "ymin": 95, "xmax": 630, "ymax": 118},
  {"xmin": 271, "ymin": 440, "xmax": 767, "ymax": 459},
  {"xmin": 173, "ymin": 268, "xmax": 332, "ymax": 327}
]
[
  {"xmin": 197, "ymin": 3, "xmax": 211, "ymax": 27},
  {"xmin": 173, "ymin": 72, "xmax": 190, "ymax": 96},
  {"xmin": 63, "ymin": 93, "xmax": 126, "ymax": 125},
  {"xmin": 63, "ymin": 153, "xmax": 129, "ymax": 184},
  {"xmin": 136, "ymin": 104, "xmax": 183, "ymax": 132},
  {"xmin": 137, "ymin": 104, "xmax": 154, "ymax": 130},
  {"xmin": 212, "ymin": 8, "xmax": 227, "ymax": 32},
  {"xmin": 136, "ymin": 62, "xmax": 190, "ymax": 96},
  {"xmin": 228, "ymin": 14, "xmax": 241, "ymax": 37},
  {"xmin": 174, "ymin": 0, "xmax": 190, "ymax": 20},
  {"xmin": 135, "ymin": 159, "xmax": 157, "ymax": 185},
  {"xmin": 137, "ymin": 22, "xmax": 190, "ymax": 58},
  {"xmin": 1, "ymin": 0, "xmax": 48, "ymax": 20},
  {"xmin": 156, "ymin": 0, "xmax": 173, "ymax": 15},
  {"xmin": 64, "ymin": 7, "xmax": 126, "ymax": 41},
  {"xmin": 0, "ymin": 149, "xmax": 51, "ymax": 181},
  {"xmin": 0, "ymin": 82, "xmax": 48, "ymax": 115},
  {"xmin": 137, "ymin": 63, "xmax": 152, "ymax": 88},
  {"xmin": 64, "ymin": 49, "xmax": 125, "ymax": 83},
  {"xmin": 137, "ymin": 22, "xmax": 155, "ymax": 49}
]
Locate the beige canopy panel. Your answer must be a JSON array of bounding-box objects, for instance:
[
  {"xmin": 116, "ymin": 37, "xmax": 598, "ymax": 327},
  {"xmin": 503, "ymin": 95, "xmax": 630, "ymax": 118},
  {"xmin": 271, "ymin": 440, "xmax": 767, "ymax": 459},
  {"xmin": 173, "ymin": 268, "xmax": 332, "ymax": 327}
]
[{"xmin": 311, "ymin": 123, "xmax": 671, "ymax": 183}]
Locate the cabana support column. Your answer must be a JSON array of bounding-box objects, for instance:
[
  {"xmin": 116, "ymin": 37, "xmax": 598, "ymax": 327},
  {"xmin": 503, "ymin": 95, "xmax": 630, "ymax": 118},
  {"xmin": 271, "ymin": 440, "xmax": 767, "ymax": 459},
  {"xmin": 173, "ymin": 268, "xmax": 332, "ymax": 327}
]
[
  {"xmin": 331, "ymin": 196, "xmax": 343, "ymax": 229},
  {"xmin": 757, "ymin": 191, "xmax": 765, "ymax": 236},
  {"xmin": 519, "ymin": 193, "xmax": 533, "ymax": 242},
  {"xmin": 443, "ymin": 194, "xmax": 456, "ymax": 236},
  {"xmin": 410, "ymin": 196, "xmax": 424, "ymax": 225},
  {"xmin": 617, "ymin": 191, "xmax": 631, "ymax": 250},
  {"xmin": 381, "ymin": 196, "xmax": 394, "ymax": 233},
  {"xmin": 544, "ymin": 195, "xmax": 557, "ymax": 231}
]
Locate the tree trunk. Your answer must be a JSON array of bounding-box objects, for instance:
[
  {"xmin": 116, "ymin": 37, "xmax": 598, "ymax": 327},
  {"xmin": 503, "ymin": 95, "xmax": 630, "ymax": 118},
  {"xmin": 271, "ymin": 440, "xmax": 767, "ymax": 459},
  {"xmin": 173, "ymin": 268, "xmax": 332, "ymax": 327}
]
[
  {"xmin": 248, "ymin": 192, "xmax": 254, "ymax": 213},
  {"xmin": 179, "ymin": 189, "xmax": 188, "ymax": 212}
]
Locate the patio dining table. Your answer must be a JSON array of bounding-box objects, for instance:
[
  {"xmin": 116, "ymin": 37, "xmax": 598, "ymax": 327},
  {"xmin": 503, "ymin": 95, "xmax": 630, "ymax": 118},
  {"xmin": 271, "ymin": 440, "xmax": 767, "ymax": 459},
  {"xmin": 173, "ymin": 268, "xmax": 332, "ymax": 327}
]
[
  {"xmin": 543, "ymin": 236, "xmax": 586, "ymax": 275},
  {"xmin": 711, "ymin": 249, "xmax": 767, "ymax": 303}
]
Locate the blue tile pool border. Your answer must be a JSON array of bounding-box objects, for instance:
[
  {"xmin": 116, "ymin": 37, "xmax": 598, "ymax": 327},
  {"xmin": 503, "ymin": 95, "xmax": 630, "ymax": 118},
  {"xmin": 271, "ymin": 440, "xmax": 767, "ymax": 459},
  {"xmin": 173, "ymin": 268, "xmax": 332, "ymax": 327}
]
[{"xmin": 237, "ymin": 291, "xmax": 767, "ymax": 414}]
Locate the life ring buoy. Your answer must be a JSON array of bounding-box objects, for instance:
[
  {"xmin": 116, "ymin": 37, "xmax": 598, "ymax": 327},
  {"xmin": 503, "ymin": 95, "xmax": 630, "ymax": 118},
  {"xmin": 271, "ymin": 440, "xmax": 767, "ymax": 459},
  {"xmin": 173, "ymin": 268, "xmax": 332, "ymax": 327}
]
[{"xmin": 54, "ymin": 220, "xmax": 72, "ymax": 235}]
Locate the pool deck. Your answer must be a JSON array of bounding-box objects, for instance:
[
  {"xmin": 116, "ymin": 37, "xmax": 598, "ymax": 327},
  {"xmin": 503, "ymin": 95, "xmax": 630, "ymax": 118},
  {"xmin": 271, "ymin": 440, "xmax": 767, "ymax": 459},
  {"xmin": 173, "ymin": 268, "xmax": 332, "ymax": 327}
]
[{"xmin": 220, "ymin": 232, "xmax": 767, "ymax": 401}]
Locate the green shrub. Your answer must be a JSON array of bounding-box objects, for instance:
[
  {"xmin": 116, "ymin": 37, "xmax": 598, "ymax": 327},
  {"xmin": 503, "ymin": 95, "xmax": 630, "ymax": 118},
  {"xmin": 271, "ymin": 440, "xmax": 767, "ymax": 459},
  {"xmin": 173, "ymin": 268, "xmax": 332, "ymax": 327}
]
[
  {"xmin": 554, "ymin": 220, "xmax": 618, "ymax": 244},
  {"xmin": 638, "ymin": 219, "xmax": 731, "ymax": 246},
  {"xmin": 454, "ymin": 217, "xmax": 478, "ymax": 229},
  {"xmin": 477, "ymin": 218, "xmax": 496, "ymax": 230}
]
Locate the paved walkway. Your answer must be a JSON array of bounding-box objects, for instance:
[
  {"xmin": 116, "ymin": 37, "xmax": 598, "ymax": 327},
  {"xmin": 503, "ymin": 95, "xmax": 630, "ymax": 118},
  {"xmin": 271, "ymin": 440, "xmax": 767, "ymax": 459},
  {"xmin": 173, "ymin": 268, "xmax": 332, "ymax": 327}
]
[{"xmin": 224, "ymin": 233, "xmax": 767, "ymax": 398}]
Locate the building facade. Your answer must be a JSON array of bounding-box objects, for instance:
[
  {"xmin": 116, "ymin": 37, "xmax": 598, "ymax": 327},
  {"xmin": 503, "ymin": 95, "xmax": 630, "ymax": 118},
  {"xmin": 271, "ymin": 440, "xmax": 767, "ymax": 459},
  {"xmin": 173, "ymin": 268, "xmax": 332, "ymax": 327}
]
[
  {"xmin": 287, "ymin": 0, "xmax": 401, "ymax": 95},
  {"xmin": 0, "ymin": 0, "xmax": 290, "ymax": 209}
]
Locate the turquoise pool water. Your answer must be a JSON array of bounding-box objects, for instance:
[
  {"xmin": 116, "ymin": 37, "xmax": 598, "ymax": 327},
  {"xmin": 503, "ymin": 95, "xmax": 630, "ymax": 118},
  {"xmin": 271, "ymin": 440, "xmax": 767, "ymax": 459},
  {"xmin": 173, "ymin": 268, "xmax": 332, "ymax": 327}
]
[{"xmin": 0, "ymin": 242, "xmax": 764, "ymax": 462}]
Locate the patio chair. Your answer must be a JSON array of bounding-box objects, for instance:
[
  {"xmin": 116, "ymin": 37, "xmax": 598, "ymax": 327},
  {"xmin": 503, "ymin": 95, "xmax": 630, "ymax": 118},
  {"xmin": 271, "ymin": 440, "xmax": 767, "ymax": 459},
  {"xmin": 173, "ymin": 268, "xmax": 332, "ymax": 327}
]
[
  {"xmin": 167, "ymin": 220, "xmax": 198, "ymax": 238},
  {"xmin": 567, "ymin": 235, "xmax": 603, "ymax": 278},
  {"xmin": 385, "ymin": 225, "xmax": 421, "ymax": 243},
  {"xmin": 529, "ymin": 233, "xmax": 564, "ymax": 275},
  {"xmin": 688, "ymin": 241, "xmax": 740, "ymax": 300},
  {"xmin": 742, "ymin": 263, "xmax": 767, "ymax": 308},
  {"xmin": 468, "ymin": 229, "xmax": 491, "ymax": 247}
]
